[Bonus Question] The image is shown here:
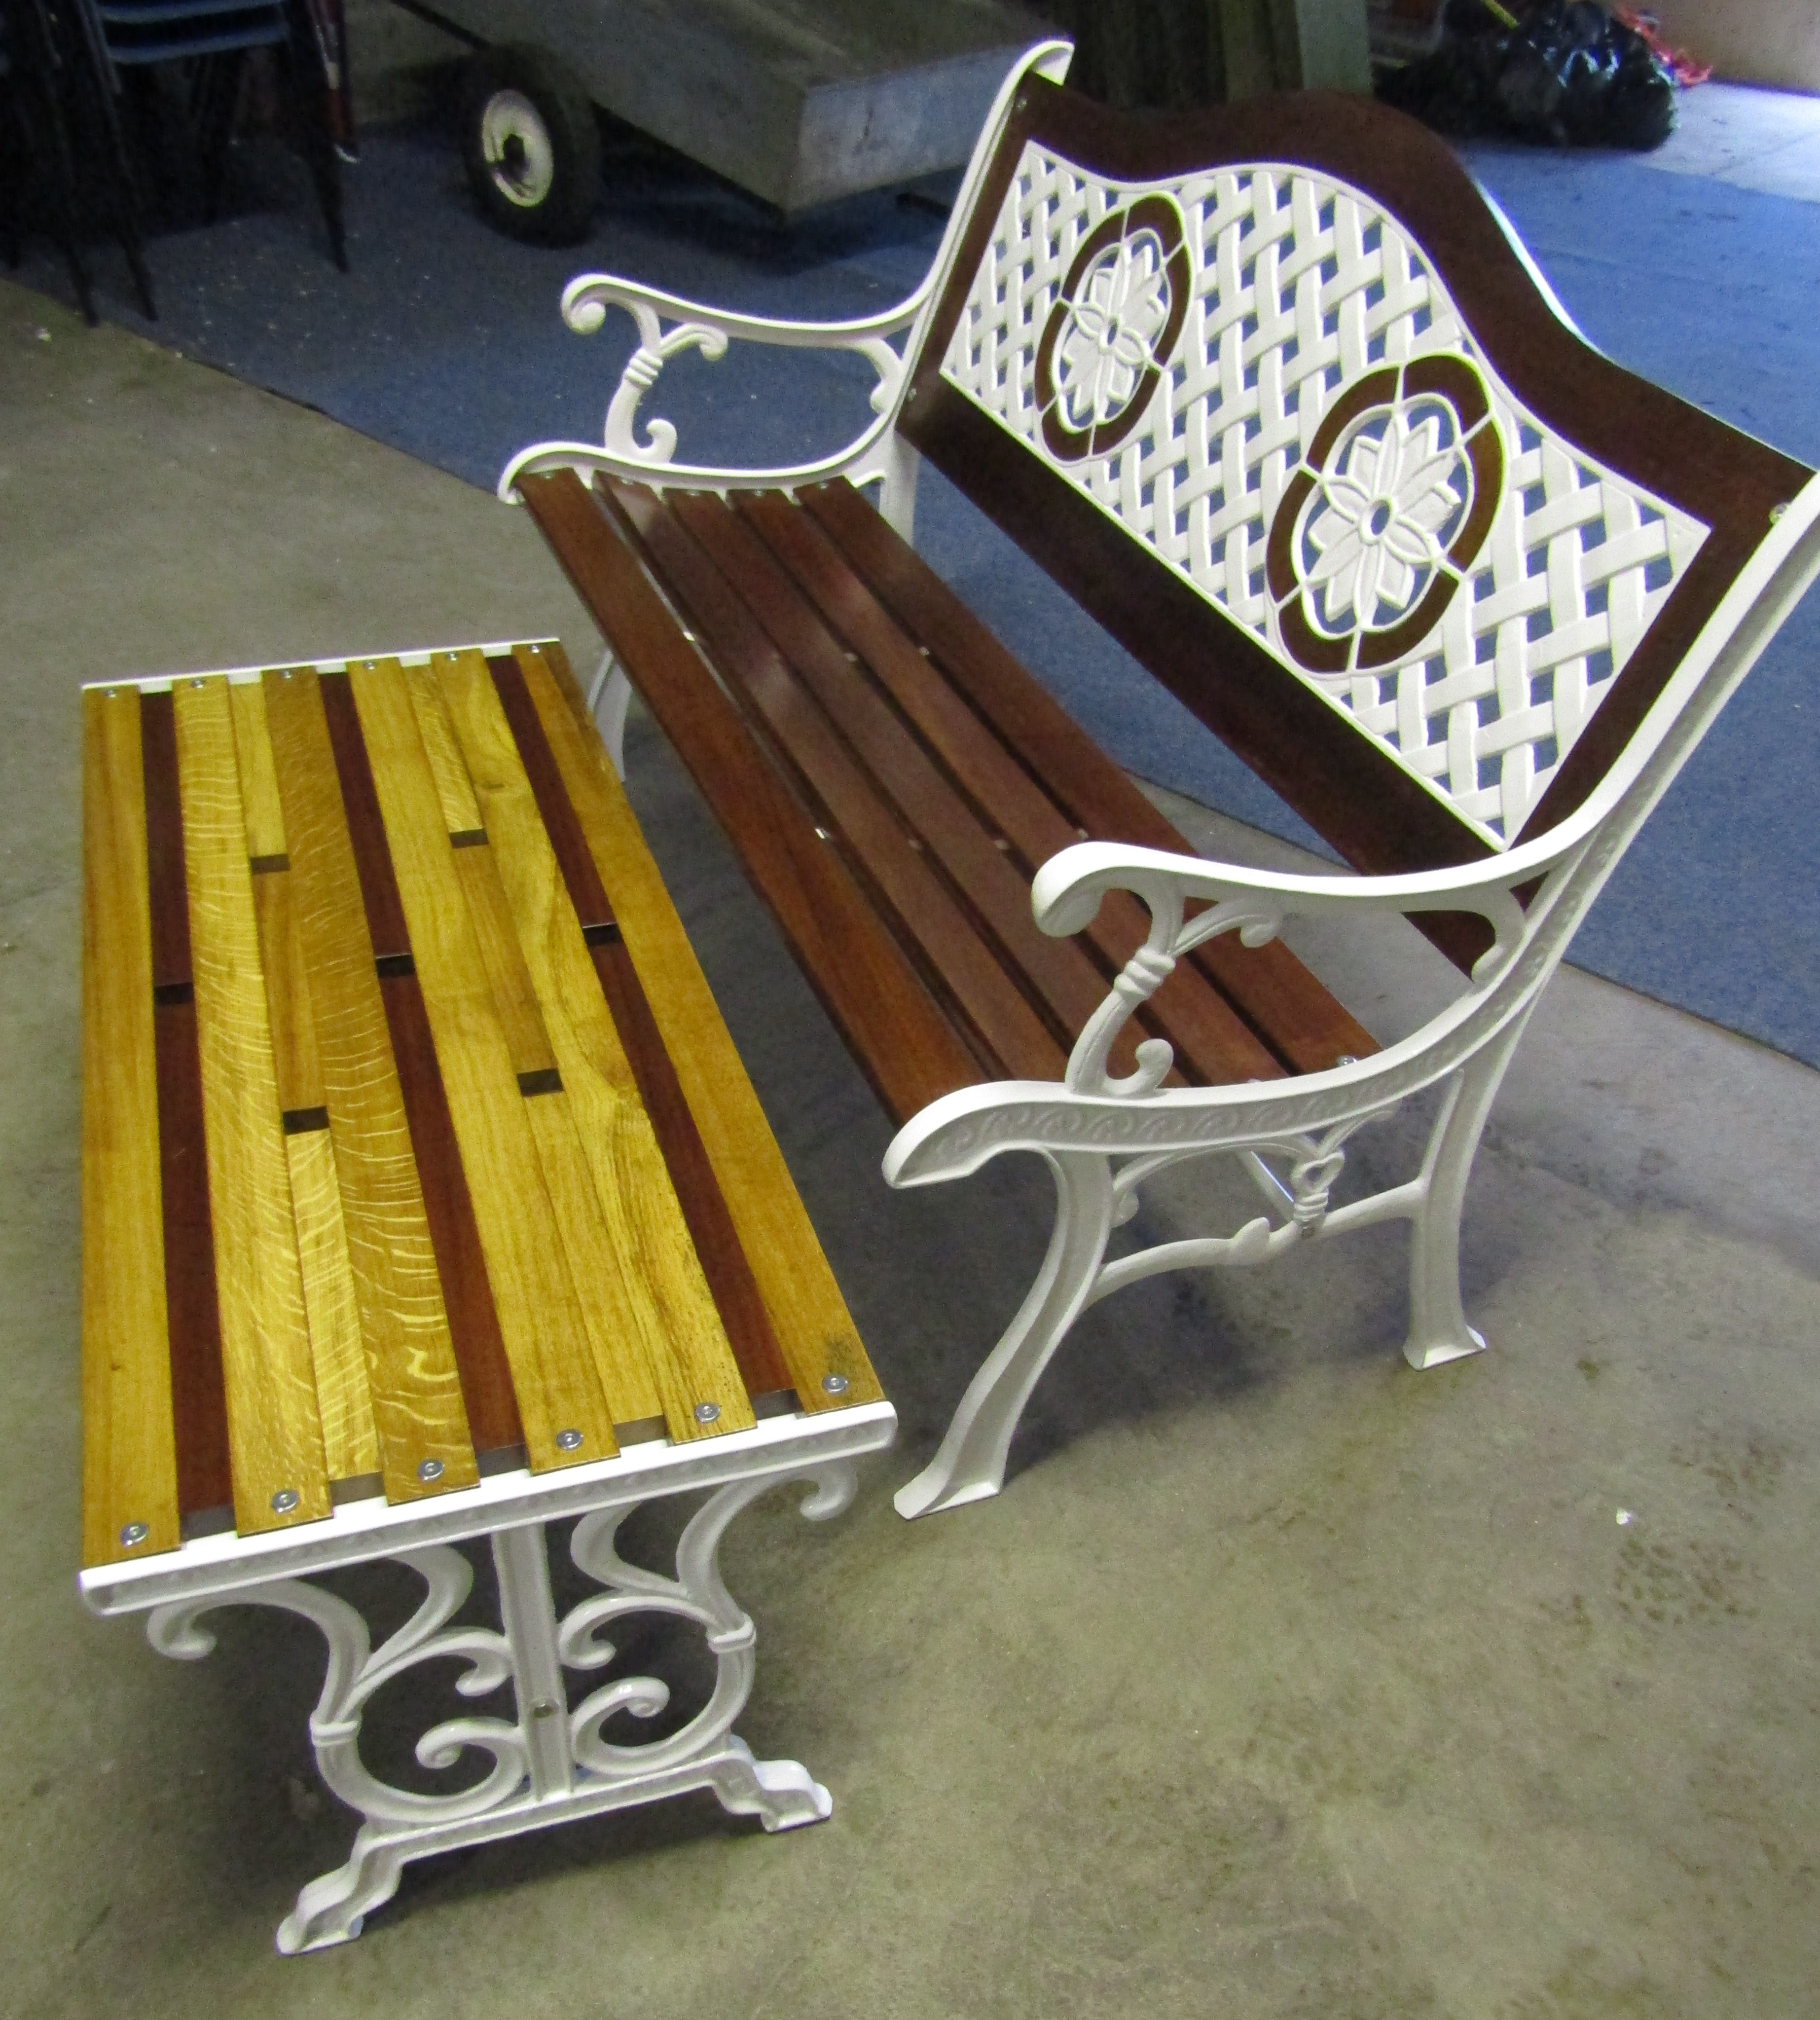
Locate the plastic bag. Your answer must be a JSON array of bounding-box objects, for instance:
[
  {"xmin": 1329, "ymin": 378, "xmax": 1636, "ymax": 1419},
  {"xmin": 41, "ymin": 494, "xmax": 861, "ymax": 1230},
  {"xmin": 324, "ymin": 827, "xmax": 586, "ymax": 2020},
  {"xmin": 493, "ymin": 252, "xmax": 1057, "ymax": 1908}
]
[{"xmin": 1380, "ymin": 0, "xmax": 1679, "ymax": 151}]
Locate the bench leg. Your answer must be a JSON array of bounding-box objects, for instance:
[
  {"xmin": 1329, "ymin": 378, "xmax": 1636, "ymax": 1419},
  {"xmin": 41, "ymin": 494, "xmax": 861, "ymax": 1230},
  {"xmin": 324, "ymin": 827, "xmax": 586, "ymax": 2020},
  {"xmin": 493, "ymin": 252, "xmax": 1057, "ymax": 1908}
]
[
  {"xmin": 586, "ymin": 648, "xmax": 632, "ymax": 779},
  {"xmin": 895, "ymin": 1150, "xmax": 1115, "ymax": 1519},
  {"xmin": 146, "ymin": 1462, "xmax": 855, "ymax": 1952},
  {"xmin": 1403, "ymin": 1010, "xmax": 1532, "ymax": 1371}
]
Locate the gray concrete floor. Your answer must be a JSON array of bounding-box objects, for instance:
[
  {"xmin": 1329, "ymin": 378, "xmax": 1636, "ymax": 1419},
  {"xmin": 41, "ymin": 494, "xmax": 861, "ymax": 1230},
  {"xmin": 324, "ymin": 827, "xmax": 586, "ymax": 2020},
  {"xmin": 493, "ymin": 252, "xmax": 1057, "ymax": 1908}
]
[{"xmin": 4, "ymin": 277, "xmax": 1819, "ymax": 2017}]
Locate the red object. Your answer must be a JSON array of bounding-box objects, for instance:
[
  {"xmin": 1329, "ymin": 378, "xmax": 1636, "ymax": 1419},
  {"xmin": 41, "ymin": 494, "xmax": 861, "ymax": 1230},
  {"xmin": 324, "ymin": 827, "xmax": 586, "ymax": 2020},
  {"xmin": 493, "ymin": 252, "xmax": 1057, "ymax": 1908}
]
[{"xmin": 1613, "ymin": 7, "xmax": 1711, "ymax": 87}]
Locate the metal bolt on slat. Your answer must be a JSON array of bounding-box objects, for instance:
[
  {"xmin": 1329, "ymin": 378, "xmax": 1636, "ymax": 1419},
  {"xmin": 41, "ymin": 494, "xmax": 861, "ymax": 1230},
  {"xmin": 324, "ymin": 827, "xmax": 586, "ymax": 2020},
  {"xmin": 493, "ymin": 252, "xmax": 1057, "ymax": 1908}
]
[
  {"xmin": 418, "ymin": 1458, "xmax": 445, "ymax": 1483},
  {"xmin": 821, "ymin": 1374, "xmax": 850, "ymax": 1396},
  {"xmin": 693, "ymin": 1401, "xmax": 722, "ymax": 1425},
  {"xmin": 555, "ymin": 1429, "xmax": 583, "ymax": 1452},
  {"xmin": 271, "ymin": 1488, "xmax": 300, "ymax": 1514},
  {"xmin": 119, "ymin": 1522, "xmax": 149, "ymax": 1548}
]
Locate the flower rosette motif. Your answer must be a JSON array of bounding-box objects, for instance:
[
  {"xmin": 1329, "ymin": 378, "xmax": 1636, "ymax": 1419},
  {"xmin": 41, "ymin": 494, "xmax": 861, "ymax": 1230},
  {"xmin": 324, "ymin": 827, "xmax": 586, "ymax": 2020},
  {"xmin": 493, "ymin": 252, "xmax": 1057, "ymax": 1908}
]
[
  {"xmin": 1266, "ymin": 357, "xmax": 1504, "ymax": 676},
  {"xmin": 1034, "ymin": 195, "xmax": 1193, "ymax": 462}
]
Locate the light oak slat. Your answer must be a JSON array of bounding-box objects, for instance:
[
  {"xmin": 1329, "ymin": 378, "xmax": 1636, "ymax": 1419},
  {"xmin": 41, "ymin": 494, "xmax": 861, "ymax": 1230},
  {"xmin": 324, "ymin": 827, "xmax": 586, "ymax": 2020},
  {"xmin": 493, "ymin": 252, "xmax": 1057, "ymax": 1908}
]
[
  {"xmin": 519, "ymin": 642, "xmax": 882, "ymax": 1412},
  {"xmin": 228, "ymin": 676, "xmax": 287, "ymax": 862},
  {"xmin": 286, "ymin": 1125, "xmax": 380, "ymax": 1481},
  {"xmin": 171, "ymin": 676, "xmax": 329, "ymax": 1536},
  {"xmin": 81, "ymin": 688, "xmax": 182, "ymax": 1567},
  {"xmin": 452, "ymin": 844, "xmax": 560, "ymax": 1083},
  {"xmin": 263, "ymin": 667, "xmax": 481, "ymax": 1500},
  {"xmin": 253, "ymin": 868, "xmax": 326, "ymax": 1117},
  {"xmin": 439, "ymin": 649, "xmax": 755, "ymax": 1438},
  {"xmin": 350, "ymin": 657, "xmax": 620, "ymax": 1468},
  {"xmin": 404, "ymin": 657, "xmax": 485, "ymax": 837}
]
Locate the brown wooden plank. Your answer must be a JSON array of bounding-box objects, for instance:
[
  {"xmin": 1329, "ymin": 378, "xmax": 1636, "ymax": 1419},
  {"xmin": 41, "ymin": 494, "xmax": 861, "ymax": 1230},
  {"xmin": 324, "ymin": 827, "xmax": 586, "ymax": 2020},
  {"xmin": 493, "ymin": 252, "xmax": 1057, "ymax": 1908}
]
[
  {"xmin": 802, "ymin": 479, "xmax": 1380, "ymax": 1074},
  {"xmin": 286, "ymin": 1124, "xmax": 380, "ymax": 1482},
  {"xmin": 677, "ymin": 490, "xmax": 1116, "ymax": 1053},
  {"xmin": 264, "ymin": 666, "xmax": 491, "ymax": 1490},
  {"xmin": 228, "ymin": 677, "xmax": 287, "ymax": 861},
  {"xmin": 452, "ymin": 844, "xmax": 560, "ymax": 1083},
  {"xmin": 404, "ymin": 656, "xmax": 486, "ymax": 838},
  {"xmin": 518, "ymin": 468, "xmax": 982, "ymax": 1123},
  {"xmin": 171, "ymin": 676, "xmax": 330, "ymax": 1537},
  {"xmin": 488, "ymin": 652, "xmax": 792, "ymax": 1402},
  {"xmin": 738, "ymin": 489, "xmax": 1285, "ymax": 1086},
  {"xmin": 613, "ymin": 480, "xmax": 1068, "ymax": 1083},
  {"xmin": 446, "ymin": 649, "xmax": 771, "ymax": 1424},
  {"xmin": 253, "ymin": 869, "xmax": 325, "ymax": 1117},
  {"xmin": 318, "ymin": 668, "xmax": 411, "ymax": 962},
  {"xmin": 81, "ymin": 687, "xmax": 182, "ymax": 1567},
  {"xmin": 350, "ymin": 657, "xmax": 621, "ymax": 1467},
  {"xmin": 139, "ymin": 688, "xmax": 233, "ymax": 1522},
  {"xmin": 519, "ymin": 639, "xmax": 883, "ymax": 1413}
]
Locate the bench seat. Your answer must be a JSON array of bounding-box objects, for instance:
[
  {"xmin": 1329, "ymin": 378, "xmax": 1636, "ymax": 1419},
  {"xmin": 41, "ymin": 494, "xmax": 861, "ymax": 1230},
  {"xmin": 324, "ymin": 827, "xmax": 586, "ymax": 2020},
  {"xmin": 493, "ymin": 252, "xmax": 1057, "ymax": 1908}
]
[{"xmin": 523, "ymin": 468, "xmax": 1379, "ymax": 1128}]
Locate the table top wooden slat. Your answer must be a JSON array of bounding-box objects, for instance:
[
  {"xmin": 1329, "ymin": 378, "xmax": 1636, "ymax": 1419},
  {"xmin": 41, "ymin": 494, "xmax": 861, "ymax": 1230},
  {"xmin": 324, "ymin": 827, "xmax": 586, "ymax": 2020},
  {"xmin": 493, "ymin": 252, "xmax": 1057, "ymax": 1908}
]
[
  {"xmin": 81, "ymin": 689, "xmax": 182, "ymax": 1568},
  {"xmin": 285, "ymin": 1126, "xmax": 382, "ymax": 1486},
  {"xmin": 263, "ymin": 667, "xmax": 487, "ymax": 1497},
  {"xmin": 172, "ymin": 677, "xmax": 330, "ymax": 1537},
  {"xmin": 350, "ymin": 658, "xmax": 623, "ymax": 1471},
  {"xmin": 442, "ymin": 650, "xmax": 763, "ymax": 1436},
  {"xmin": 736, "ymin": 489, "xmax": 1285, "ymax": 1088},
  {"xmin": 801, "ymin": 479, "xmax": 1381, "ymax": 1077},
  {"xmin": 227, "ymin": 679, "xmax": 287, "ymax": 865},
  {"xmin": 402, "ymin": 659, "xmax": 486, "ymax": 841},
  {"xmin": 520, "ymin": 641, "xmax": 884, "ymax": 1414}
]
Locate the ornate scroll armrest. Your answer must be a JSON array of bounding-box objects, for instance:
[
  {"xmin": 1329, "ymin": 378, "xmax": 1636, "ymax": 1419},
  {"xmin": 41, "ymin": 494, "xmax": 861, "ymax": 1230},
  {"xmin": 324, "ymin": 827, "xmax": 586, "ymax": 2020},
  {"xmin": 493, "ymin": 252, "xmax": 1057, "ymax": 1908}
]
[{"xmin": 497, "ymin": 271, "xmax": 932, "ymax": 501}]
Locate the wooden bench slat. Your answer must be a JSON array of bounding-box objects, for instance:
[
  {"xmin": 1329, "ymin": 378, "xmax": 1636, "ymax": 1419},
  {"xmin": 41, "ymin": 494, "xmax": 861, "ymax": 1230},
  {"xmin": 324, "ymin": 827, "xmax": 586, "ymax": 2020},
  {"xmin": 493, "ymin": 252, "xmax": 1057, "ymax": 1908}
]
[
  {"xmin": 442, "ymin": 649, "xmax": 762, "ymax": 1437},
  {"xmin": 403, "ymin": 659, "xmax": 487, "ymax": 840},
  {"xmin": 610, "ymin": 479, "xmax": 1068, "ymax": 1085},
  {"xmin": 140, "ymin": 689, "xmax": 234, "ymax": 1524},
  {"xmin": 801, "ymin": 479, "xmax": 1381, "ymax": 1076},
  {"xmin": 285, "ymin": 1125, "xmax": 382, "ymax": 1485},
  {"xmin": 172, "ymin": 677, "xmax": 330, "ymax": 1537},
  {"xmin": 519, "ymin": 639, "xmax": 884, "ymax": 1414},
  {"xmin": 266, "ymin": 669, "xmax": 492, "ymax": 1491},
  {"xmin": 519, "ymin": 468, "xmax": 984, "ymax": 1123},
  {"xmin": 227, "ymin": 679, "xmax": 287, "ymax": 863},
  {"xmin": 674, "ymin": 489, "xmax": 1114, "ymax": 1054},
  {"xmin": 81, "ymin": 689, "xmax": 182, "ymax": 1567},
  {"xmin": 252, "ymin": 867, "xmax": 325, "ymax": 1120},
  {"xmin": 735, "ymin": 488, "xmax": 1285, "ymax": 1088},
  {"xmin": 352, "ymin": 657, "xmax": 630, "ymax": 1470}
]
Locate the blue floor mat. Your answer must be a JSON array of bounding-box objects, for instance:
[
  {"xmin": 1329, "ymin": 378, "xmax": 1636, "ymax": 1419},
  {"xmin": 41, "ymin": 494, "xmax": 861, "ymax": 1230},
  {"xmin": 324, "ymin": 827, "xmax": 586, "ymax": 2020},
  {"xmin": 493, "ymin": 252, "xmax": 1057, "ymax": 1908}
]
[{"xmin": 18, "ymin": 115, "xmax": 1819, "ymax": 1067}]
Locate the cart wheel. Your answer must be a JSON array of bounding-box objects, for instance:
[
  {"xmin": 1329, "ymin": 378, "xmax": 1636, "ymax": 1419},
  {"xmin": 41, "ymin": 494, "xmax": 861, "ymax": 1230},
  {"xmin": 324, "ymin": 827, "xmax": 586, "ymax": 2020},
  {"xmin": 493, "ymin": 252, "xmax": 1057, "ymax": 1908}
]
[{"xmin": 460, "ymin": 47, "xmax": 601, "ymax": 245}]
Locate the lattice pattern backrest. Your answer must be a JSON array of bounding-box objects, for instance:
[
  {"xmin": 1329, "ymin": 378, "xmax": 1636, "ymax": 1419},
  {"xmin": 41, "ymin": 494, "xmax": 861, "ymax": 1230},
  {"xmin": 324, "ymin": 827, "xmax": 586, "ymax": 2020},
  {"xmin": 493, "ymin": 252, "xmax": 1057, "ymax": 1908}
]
[{"xmin": 937, "ymin": 142, "xmax": 1711, "ymax": 847}]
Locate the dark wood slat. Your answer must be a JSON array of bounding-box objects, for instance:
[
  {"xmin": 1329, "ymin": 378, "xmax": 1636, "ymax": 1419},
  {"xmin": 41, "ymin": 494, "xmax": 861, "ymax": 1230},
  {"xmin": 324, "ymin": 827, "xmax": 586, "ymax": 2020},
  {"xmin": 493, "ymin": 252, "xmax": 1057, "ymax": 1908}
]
[
  {"xmin": 141, "ymin": 695, "xmax": 231, "ymax": 1519},
  {"xmin": 738, "ymin": 489, "xmax": 1285, "ymax": 1086},
  {"xmin": 317, "ymin": 670, "xmax": 411, "ymax": 963},
  {"xmin": 610, "ymin": 480, "xmax": 1068, "ymax": 1085},
  {"xmin": 378, "ymin": 970, "xmax": 523, "ymax": 1457},
  {"xmin": 802, "ymin": 480, "xmax": 1380, "ymax": 1073},
  {"xmin": 490, "ymin": 651, "xmax": 793, "ymax": 1402},
  {"xmin": 517, "ymin": 468, "xmax": 984, "ymax": 1126},
  {"xmin": 140, "ymin": 690, "xmax": 193, "ymax": 992},
  {"xmin": 676, "ymin": 490, "xmax": 1115, "ymax": 1054}
]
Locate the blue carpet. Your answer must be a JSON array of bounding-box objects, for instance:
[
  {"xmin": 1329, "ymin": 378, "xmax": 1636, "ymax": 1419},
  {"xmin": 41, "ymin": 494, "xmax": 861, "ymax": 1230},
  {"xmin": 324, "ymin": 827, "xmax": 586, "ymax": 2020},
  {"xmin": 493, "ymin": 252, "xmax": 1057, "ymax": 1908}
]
[{"xmin": 18, "ymin": 116, "xmax": 1819, "ymax": 1066}]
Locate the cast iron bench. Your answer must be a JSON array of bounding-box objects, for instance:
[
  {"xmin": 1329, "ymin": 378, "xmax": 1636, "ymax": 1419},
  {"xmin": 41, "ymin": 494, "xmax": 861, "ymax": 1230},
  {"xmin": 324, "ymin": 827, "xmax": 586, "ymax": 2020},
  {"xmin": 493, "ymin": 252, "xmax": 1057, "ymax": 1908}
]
[
  {"xmin": 79, "ymin": 641, "xmax": 892, "ymax": 1951},
  {"xmin": 502, "ymin": 42, "xmax": 1820, "ymax": 1520}
]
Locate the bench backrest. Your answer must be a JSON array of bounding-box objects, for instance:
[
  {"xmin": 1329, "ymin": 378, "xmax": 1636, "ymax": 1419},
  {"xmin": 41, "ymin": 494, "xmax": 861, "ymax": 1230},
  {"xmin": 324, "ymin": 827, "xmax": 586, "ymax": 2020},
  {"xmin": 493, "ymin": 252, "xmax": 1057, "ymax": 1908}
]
[{"xmin": 900, "ymin": 78, "xmax": 1810, "ymax": 886}]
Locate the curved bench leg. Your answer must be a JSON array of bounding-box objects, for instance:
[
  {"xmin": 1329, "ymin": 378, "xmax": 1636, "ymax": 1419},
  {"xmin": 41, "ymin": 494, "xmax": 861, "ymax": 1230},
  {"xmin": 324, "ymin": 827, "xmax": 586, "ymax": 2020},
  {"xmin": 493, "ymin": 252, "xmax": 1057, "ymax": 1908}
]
[
  {"xmin": 587, "ymin": 649, "xmax": 632, "ymax": 779},
  {"xmin": 1404, "ymin": 1011, "xmax": 1531, "ymax": 1370},
  {"xmin": 895, "ymin": 1151, "xmax": 1115, "ymax": 1519}
]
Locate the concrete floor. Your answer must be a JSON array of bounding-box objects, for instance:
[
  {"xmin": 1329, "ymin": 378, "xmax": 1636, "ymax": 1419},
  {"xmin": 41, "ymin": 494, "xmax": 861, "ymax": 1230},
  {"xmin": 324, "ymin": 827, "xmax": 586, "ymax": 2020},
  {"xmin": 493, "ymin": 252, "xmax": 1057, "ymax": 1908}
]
[{"xmin": 4, "ymin": 276, "xmax": 1819, "ymax": 2018}]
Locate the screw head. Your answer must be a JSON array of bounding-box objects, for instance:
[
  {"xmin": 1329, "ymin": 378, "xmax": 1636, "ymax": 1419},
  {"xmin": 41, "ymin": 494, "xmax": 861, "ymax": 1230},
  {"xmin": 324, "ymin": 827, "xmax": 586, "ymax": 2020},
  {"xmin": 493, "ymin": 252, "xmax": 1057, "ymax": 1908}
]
[
  {"xmin": 1336, "ymin": 1054, "xmax": 1359, "ymax": 1068},
  {"xmin": 105, "ymin": 688, "xmax": 118, "ymax": 700},
  {"xmin": 417, "ymin": 1457, "xmax": 445, "ymax": 1483},
  {"xmin": 271, "ymin": 1488, "xmax": 300, "ymax": 1514},
  {"xmin": 119, "ymin": 1521, "xmax": 149, "ymax": 1548},
  {"xmin": 531, "ymin": 1699, "xmax": 558, "ymax": 1719},
  {"xmin": 190, "ymin": 678, "xmax": 205, "ymax": 689},
  {"xmin": 555, "ymin": 1429, "xmax": 583, "ymax": 1452},
  {"xmin": 693, "ymin": 1400, "xmax": 722, "ymax": 1425},
  {"xmin": 821, "ymin": 1373, "xmax": 850, "ymax": 1396},
  {"xmin": 1771, "ymin": 502, "xmax": 1788, "ymax": 523}
]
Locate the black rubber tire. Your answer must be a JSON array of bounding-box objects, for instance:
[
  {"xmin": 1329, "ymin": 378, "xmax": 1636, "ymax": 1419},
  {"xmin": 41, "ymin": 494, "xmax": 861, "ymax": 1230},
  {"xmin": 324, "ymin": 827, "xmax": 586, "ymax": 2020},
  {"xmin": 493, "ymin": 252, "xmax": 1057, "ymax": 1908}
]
[{"xmin": 459, "ymin": 46, "xmax": 601, "ymax": 246}]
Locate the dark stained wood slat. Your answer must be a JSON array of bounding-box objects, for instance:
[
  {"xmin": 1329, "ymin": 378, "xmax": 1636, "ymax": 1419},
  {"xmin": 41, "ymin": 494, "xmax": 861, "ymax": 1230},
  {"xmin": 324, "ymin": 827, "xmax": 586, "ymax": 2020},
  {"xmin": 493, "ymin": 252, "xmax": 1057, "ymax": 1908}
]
[
  {"xmin": 609, "ymin": 480, "xmax": 1068, "ymax": 1085},
  {"xmin": 517, "ymin": 468, "xmax": 983, "ymax": 1126},
  {"xmin": 736, "ymin": 489, "xmax": 1284, "ymax": 1087},
  {"xmin": 316, "ymin": 671, "xmax": 521, "ymax": 1457},
  {"xmin": 675, "ymin": 490, "xmax": 1115, "ymax": 1054},
  {"xmin": 801, "ymin": 479, "xmax": 1380, "ymax": 1074},
  {"xmin": 139, "ymin": 691, "xmax": 231, "ymax": 1520},
  {"xmin": 489, "ymin": 652, "xmax": 792, "ymax": 1401}
]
